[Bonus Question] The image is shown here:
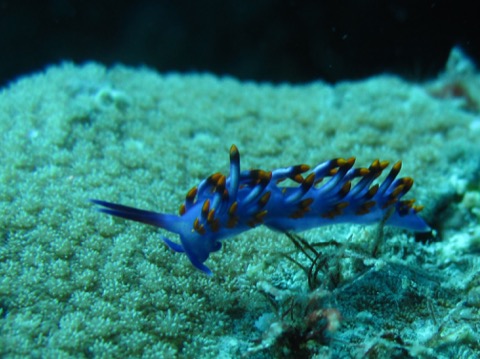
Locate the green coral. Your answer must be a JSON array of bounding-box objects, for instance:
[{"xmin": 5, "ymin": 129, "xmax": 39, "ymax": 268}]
[{"xmin": 1, "ymin": 55, "xmax": 480, "ymax": 357}]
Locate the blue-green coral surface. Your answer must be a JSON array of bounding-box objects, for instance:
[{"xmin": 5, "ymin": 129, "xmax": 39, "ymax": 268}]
[{"xmin": 1, "ymin": 52, "xmax": 480, "ymax": 357}]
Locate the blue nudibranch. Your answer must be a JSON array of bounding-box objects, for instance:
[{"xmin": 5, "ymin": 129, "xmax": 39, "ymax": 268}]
[{"xmin": 92, "ymin": 145, "xmax": 430, "ymax": 275}]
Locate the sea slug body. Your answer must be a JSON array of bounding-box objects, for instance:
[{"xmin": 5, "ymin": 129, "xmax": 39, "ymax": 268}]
[{"xmin": 91, "ymin": 145, "xmax": 430, "ymax": 275}]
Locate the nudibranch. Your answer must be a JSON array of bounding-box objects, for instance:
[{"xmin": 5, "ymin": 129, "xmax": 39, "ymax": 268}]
[{"xmin": 91, "ymin": 145, "xmax": 430, "ymax": 275}]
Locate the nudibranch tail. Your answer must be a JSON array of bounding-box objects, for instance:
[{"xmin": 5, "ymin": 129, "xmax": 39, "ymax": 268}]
[
  {"xmin": 92, "ymin": 144, "xmax": 430, "ymax": 275},
  {"xmin": 90, "ymin": 199, "xmax": 179, "ymax": 232}
]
